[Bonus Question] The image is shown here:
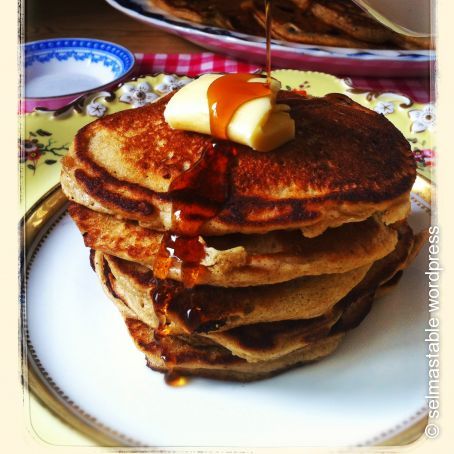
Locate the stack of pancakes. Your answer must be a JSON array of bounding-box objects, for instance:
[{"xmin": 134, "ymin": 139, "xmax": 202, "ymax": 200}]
[
  {"xmin": 61, "ymin": 90, "xmax": 425, "ymax": 381},
  {"xmin": 151, "ymin": 0, "xmax": 431, "ymax": 50}
]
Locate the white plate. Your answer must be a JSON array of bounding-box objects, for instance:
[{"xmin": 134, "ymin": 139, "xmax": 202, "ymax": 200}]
[{"xmin": 23, "ymin": 191, "xmax": 430, "ymax": 447}]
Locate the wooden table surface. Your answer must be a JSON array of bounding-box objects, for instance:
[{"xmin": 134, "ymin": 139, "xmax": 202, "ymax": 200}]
[{"xmin": 25, "ymin": 0, "xmax": 203, "ymax": 53}]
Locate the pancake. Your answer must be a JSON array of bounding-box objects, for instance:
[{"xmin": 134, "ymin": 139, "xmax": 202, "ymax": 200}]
[
  {"xmin": 251, "ymin": 0, "xmax": 379, "ymax": 48},
  {"xmin": 99, "ymin": 251, "xmax": 370, "ymax": 333},
  {"xmin": 61, "ymin": 91, "xmax": 416, "ymax": 237},
  {"xmin": 289, "ymin": 0, "xmax": 312, "ymax": 12},
  {"xmin": 94, "ymin": 227, "xmax": 413, "ymax": 362},
  {"xmin": 152, "ymin": 0, "xmax": 264, "ymax": 35},
  {"xmin": 96, "ymin": 249, "xmax": 345, "ymax": 361},
  {"xmin": 93, "ymin": 249, "xmax": 346, "ymax": 372},
  {"xmin": 69, "ymin": 202, "xmax": 397, "ymax": 287},
  {"xmin": 310, "ymin": 0, "xmax": 393, "ymax": 44},
  {"xmin": 93, "ymin": 221, "xmax": 421, "ymax": 362},
  {"xmin": 353, "ymin": 222, "xmax": 424, "ymax": 293},
  {"xmin": 94, "ymin": 251, "xmax": 385, "ymax": 379},
  {"xmin": 97, "ymin": 221, "xmax": 422, "ymax": 337},
  {"xmin": 332, "ymin": 224, "xmax": 427, "ymax": 332},
  {"xmin": 153, "ymin": 0, "xmax": 234, "ymax": 27},
  {"xmin": 152, "ymin": 0, "xmax": 213, "ymax": 24},
  {"xmin": 128, "ymin": 317, "xmax": 345, "ymax": 382},
  {"xmin": 205, "ymin": 312, "xmax": 342, "ymax": 362},
  {"xmin": 391, "ymin": 33, "xmax": 434, "ymax": 50},
  {"xmin": 90, "ymin": 214, "xmax": 425, "ymax": 380},
  {"xmin": 94, "ymin": 250, "xmax": 346, "ymax": 376}
]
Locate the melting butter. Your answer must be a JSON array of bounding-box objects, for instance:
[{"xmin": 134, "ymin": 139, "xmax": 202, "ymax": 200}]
[{"xmin": 164, "ymin": 74, "xmax": 295, "ymax": 152}]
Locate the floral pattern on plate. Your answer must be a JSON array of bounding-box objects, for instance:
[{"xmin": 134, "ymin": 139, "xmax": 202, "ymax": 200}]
[{"xmin": 19, "ymin": 129, "xmax": 69, "ymax": 174}]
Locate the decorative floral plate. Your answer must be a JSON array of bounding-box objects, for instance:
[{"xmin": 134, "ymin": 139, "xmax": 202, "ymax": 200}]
[
  {"xmin": 105, "ymin": 0, "xmax": 433, "ymax": 77},
  {"xmin": 21, "ymin": 70, "xmax": 434, "ymax": 213}
]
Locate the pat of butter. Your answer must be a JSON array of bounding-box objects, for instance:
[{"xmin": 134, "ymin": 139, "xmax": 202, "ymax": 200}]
[{"xmin": 163, "ymin": 74, "xmax": 295, "ymax": 152}]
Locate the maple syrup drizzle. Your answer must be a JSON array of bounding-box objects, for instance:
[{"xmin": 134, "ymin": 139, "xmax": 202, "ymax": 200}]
[
  {"xmin": 164, "ymin": 371, "xmax": 188, "ymax": 387},
  {"xmin": 207, "ymin": 74, "xmax": 271, "ymax": 140},
  {"xmin": 265, "ymin": 0, "xmax": 273, "ymax": 84},
  {"xmin": 152, "ymin": 281, "xmax": 183, "ymax": 383},
  {"xmin": 154, "ymin": 233, "xmax": 205, "ymax": 288},
  {"xmin": 152, "ymin": 281, "xmax": 179, "ymax": 337},
  {"xmin": 152, "ymin": 141, "xmax": 238, "ymax": 380},
  {"xmin": 153, "ymin": 141, "xmax": 237, "ymax": 288}
]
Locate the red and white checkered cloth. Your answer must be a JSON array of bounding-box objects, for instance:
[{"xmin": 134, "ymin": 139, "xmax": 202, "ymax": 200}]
[
  {"xmin": 134, "ymin": 52, "xmax": 432, "ymax": 104},
  {"xmin": 136, "ymin": 52, "xmax": 259, "ymax": 76}
]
